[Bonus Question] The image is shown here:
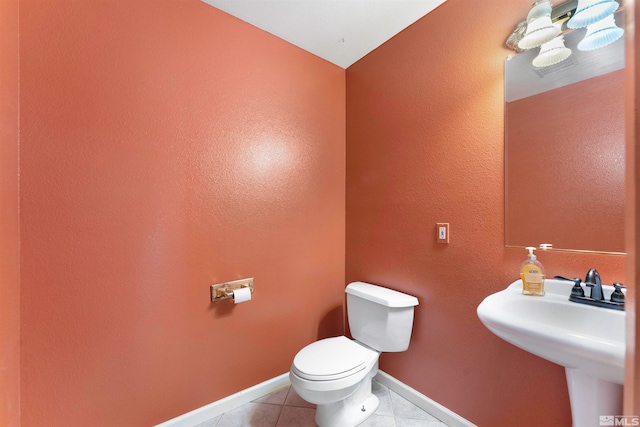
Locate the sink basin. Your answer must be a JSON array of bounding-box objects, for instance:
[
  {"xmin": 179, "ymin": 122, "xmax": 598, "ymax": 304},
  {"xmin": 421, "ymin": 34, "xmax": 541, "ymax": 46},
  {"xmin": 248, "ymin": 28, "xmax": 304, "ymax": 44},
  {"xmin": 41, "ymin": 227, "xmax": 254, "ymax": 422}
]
[
  {"xmin": 477, "ymin": 278, "xmax": 624, "ymax": 384},
  {"xmin": 478, "ymin": 278, "xmax": 626, "ymax": 427}
]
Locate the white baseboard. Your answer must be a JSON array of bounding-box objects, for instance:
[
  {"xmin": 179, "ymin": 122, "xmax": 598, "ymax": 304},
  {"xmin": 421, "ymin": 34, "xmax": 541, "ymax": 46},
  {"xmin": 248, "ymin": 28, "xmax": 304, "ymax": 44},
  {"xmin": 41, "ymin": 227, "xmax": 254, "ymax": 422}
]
[
  {"xmin": 155, "ymin": 370, "xmax": 476, "ymax": 427},
  {"xmin": 374, "ymin": 371, "xmax": 477, "ymax": 427},
  {"xmin": 154, "ymin": 373, "xmax": 291, "ymax": 427}
]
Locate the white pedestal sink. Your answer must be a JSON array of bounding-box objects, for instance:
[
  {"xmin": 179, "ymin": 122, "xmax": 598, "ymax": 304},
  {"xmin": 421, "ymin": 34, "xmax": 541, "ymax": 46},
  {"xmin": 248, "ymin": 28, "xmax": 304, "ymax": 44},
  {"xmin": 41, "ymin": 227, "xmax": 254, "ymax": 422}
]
[{"xmin": 477, "ymin": 279, "xmax": 625, "ymax": 427}]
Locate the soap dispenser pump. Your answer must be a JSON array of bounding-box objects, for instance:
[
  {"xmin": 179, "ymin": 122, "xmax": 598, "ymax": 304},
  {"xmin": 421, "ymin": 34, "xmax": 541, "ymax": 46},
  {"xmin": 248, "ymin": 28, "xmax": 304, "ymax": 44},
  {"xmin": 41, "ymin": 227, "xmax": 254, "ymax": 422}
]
[{"xmin": 520, "ymin": 246, "xmax": 546, "ymax": 296}]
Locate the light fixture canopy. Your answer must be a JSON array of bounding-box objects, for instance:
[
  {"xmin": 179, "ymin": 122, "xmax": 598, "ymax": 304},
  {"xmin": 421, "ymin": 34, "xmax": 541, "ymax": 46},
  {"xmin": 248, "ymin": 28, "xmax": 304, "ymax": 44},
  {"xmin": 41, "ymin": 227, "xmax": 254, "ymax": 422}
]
[
  {"xmin": 533, "ymin": 36, "xmax": 572, "ymax": 67},
  {"xmin": 567, "ymin": 0, "xmax": 619, "ymax": 28},
  {"xmin": 577, "ymin": 13, "xmax": 624, "ymax": 50},
  {"xmin": 518, "ymin": 0, "xmax": 561, "ymax": 49}
]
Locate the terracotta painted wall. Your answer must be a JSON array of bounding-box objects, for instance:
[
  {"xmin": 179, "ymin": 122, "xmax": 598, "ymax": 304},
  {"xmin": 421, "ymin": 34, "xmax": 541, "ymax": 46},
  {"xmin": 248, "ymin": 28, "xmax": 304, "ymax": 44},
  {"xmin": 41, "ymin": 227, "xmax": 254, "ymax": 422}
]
[
  {"xmin": 0, "ymin": 0, "xmax": 21, "ymax": 425},
  {"xmin": 624, "ymin": 0, "xmax": 640, "ymax": 413},
  {"xmin": 19, "ymin": 0, "xmax": 345, "ymax": 425},
  {"xmin": 346, "ymin": 0, "xmax": 625, "ymax": 425}
]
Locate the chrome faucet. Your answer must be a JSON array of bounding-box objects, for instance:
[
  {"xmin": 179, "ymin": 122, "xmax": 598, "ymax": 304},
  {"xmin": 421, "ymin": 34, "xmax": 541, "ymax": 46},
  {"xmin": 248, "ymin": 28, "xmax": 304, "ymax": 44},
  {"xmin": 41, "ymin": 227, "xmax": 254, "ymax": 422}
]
[{"xmin": 584, "ymin": 268, "xmax": 603, "ymax": 300}]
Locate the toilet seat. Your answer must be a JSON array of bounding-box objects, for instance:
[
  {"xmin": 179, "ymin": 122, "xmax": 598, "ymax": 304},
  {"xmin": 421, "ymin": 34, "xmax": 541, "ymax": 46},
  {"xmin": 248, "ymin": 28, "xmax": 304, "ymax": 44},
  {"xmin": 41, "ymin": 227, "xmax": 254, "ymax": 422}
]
[{"xmin": 292, "ymin": 336, "xmax": 376, "ymax": 381}]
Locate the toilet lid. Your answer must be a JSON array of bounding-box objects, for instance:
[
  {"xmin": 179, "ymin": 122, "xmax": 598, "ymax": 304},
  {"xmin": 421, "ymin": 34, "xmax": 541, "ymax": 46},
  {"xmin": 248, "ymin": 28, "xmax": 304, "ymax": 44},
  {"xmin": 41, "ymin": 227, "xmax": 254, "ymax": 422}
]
[{"xmin": 293, "ymin": 336, "xmax": 371, "ymax": 381}]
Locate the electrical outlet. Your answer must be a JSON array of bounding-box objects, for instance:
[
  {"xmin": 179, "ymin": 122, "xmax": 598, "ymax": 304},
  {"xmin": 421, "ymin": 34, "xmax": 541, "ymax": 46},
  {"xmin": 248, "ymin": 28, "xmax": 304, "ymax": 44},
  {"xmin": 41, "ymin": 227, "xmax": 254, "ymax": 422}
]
[{"xmin": 437, "ymin": 223, "xmax": 449, "ymax": 244}]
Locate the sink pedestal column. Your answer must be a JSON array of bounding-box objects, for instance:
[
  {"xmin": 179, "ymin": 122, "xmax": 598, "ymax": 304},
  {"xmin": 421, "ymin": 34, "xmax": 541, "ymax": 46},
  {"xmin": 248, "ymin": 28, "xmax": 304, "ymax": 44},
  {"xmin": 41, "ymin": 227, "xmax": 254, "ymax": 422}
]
[{"xmin": 565, "ymin": 368, "xmax": 622, "ymax": 427}]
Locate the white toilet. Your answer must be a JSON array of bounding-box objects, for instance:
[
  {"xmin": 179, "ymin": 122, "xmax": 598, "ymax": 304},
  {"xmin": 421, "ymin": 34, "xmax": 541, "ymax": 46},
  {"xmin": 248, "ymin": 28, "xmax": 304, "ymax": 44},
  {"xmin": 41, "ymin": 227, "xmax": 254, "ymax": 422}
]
[{"xmin": 289, "ymin": 282, "xmax": 419, "ymax": 427}]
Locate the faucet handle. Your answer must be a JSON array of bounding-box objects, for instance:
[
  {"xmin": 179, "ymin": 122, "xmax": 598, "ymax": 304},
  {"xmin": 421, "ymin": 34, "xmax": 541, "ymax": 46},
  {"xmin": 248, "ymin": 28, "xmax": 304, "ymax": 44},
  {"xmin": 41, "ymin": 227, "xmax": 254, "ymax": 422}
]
[
  {"xmin": 554, "ymin": 276, "xmax": 584, "ymax": 297},
  {"xmin": 611, "ymin": 283, "xmax": 625, "ymax": 303}
]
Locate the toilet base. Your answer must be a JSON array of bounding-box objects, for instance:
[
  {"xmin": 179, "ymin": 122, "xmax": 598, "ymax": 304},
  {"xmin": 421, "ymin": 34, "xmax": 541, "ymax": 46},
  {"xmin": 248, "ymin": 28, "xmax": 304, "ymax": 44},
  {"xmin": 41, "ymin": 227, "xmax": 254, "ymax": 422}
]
[{"xmin": 314, "ymin": 373, "xmax": 379, "ymax": 427}]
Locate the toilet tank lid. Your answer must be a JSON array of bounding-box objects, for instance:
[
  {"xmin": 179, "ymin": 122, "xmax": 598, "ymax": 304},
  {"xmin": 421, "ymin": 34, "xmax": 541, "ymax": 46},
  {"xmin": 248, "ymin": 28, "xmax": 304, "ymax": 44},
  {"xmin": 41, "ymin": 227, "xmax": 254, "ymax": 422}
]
[{"xmin": 345, "ymin": 282, "xmax": 419, "ymax": 307}]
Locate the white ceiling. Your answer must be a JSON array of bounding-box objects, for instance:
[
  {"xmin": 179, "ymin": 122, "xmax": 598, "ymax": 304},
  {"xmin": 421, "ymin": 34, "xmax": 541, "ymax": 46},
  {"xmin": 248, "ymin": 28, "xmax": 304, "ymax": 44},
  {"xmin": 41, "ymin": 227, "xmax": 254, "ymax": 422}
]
[{"xmin": 200, "ymin": 0, "xmax": 446, "ymax": 68}]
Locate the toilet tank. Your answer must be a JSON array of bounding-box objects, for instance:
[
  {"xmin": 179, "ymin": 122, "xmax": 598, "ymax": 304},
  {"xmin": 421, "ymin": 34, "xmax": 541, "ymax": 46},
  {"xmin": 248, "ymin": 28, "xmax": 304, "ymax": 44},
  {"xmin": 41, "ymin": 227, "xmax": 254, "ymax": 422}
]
[{"xmin": 345, "ymin": 282, "xmax": 419, "ymax": 352}]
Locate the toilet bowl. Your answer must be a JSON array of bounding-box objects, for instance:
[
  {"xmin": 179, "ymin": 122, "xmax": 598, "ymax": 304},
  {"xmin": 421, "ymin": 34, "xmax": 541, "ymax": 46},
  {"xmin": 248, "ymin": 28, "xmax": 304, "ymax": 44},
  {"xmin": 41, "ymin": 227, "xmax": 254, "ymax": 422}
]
[
  {"xmin": 289, "ymin": 282, "xmax": 419, "ymax": 427},
  {"xmin": 290, "ymin": 336, "xmax": 381, "ymax": 426}
]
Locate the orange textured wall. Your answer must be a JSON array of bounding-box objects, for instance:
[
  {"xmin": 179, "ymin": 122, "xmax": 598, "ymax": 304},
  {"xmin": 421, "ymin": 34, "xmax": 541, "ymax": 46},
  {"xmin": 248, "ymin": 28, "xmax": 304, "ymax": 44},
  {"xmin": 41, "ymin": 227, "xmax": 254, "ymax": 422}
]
[
  {"xmin": 19, "ymin": 0, "xmax": 345, "ymax": 426},
  {"xmin": 346, "ymin": 0, "xmax": 625, "ymax": 425},
  {"xmin": 624, "ymin": 0, "xmax": 639, "ymax": 413},
  {"xmin": 0, "ymin": 0, "xmax": 21, "ymax": 424}
]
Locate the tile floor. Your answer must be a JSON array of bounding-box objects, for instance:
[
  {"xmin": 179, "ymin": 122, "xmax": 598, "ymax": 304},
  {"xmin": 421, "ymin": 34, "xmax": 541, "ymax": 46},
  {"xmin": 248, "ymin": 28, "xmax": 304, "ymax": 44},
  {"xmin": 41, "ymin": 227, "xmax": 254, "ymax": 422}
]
[{"xmin": 194, "ymin": 380, "xmax": 450, "ymax": 427}]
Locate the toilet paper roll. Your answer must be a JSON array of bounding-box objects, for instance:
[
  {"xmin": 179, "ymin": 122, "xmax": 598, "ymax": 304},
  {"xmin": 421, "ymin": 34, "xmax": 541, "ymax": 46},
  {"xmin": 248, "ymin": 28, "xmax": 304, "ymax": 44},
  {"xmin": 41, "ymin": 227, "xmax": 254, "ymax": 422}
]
[{"xmin": 233, "ymin": 287, "xmax": 252, "ymax": 304}]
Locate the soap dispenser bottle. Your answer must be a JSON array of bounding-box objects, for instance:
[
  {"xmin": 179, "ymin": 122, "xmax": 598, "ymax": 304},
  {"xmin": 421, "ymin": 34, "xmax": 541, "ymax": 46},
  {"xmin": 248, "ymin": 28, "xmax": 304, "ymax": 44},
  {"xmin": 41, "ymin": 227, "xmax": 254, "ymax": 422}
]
[{"xmin": 521, "ymin": 246, "xmax": 546, "ymax": 296}]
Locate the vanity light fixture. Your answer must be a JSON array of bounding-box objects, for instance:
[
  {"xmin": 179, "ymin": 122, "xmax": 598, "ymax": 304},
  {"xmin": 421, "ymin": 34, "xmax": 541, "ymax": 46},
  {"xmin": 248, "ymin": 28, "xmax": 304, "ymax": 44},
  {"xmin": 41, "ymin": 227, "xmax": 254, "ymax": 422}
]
[
  {"xmin": 567, "ymin": 0, "xmax": 619, "ymax": 28},
  {"xmin": 507, "ymin": 0, "xmax": 623, "ymax": 67},
  {"xmin": 518, "ymin": 0, "xmax": 561, "ymax": 50},
  {"xmin": 533, "ymin": 35, "xmax": 572, "ymax": 66},
  {"xmin": 577, "ymin": 13, "xmax": 624, "ymax": 50}
]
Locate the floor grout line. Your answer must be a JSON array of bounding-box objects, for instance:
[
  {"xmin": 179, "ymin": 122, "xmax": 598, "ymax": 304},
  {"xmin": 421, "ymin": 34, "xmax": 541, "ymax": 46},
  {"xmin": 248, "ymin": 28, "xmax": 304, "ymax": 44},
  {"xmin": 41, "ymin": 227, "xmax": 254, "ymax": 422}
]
[{"xmin": 198, "ymin": 380, "xmax": 448, "ymax": 427}]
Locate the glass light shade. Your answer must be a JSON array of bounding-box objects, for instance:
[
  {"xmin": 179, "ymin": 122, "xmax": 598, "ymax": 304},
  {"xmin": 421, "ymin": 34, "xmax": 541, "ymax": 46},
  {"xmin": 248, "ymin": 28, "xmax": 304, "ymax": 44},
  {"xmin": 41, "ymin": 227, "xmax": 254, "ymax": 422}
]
[
  {"xmin": 518, "ymin": 11, "xmax": 560, "ymax": 49},
  {"xmin": 567, "ymin": 0, "xmax": 619, "ymax": 29},
  {"xmin": 577, "ymin": 13, "xmax": 624, "ymax": 50},
  {"xmin": 532, "ymin": 36, "xmax": 572, "ymax": 67}
]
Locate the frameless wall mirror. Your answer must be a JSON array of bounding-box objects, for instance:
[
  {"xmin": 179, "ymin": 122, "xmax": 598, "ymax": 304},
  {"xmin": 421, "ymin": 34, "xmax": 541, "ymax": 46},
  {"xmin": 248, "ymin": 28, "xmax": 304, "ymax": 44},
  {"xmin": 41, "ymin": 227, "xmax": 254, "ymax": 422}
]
[{"xmin": 504, "ymin": 10, "xmax": 625, "ymax": 254}]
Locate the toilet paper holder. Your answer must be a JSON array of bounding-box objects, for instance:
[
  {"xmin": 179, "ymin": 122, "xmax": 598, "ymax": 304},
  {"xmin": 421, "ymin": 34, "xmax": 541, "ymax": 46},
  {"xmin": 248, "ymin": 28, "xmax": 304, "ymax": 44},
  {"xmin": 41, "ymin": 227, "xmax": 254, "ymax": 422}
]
[{"xmin": 210, "ymin": 278, "xmax": 254, "ymax": 302}]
